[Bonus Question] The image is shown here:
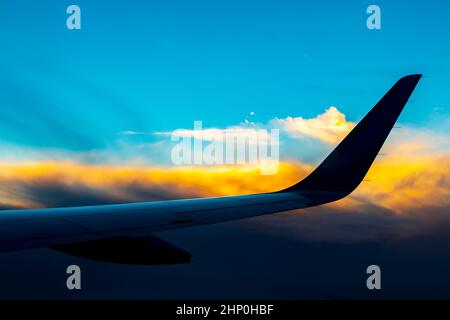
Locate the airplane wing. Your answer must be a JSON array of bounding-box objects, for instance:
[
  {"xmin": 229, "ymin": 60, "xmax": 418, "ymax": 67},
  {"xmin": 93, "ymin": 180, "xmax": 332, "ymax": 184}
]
[{"xmin": 0, "ymin": 74, "xmax": 422, "ymax": 264}]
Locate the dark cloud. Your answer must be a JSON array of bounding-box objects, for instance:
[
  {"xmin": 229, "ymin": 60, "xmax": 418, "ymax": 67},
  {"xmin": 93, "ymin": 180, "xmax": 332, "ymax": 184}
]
[
  {"xmin": 12, "ymin": 179, "xmax": 196, "ymax": 208},
  {"xmin": 0, "ymin": 203, "xmax": 22, "ymax": 210},
  {"xmin": 119, "ymin": 181, "xmax": 203, "ymax": 202},
  {"xmin": 244, "ymin": 202, "xmax": 450, "ymax": 244},
  {"xmin": 18, "ymin": 181, "xmax": 126, "ymax": 208}
]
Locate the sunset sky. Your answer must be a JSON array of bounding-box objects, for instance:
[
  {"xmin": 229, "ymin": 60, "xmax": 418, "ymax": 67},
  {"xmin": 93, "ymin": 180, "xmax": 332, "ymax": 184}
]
[
  {"xmin": 0, "ymin": 0, "xmax": 448, "ymax": 211},
  {"xmin": 0, "ymin": 0, "xmax": 448, "ymax": 299}
]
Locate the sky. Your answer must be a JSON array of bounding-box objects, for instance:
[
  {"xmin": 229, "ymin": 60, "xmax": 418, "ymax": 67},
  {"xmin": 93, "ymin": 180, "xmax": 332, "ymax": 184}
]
[{"xmin": 0, "ymin": 0, "xmax": 449, "ymax": 299}]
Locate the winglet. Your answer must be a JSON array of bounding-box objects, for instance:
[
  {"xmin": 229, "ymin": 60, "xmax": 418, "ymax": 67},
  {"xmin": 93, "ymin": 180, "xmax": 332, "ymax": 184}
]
[{"xmin": 282, "ymin": 74, "xmax": 422, "ymax": 195}]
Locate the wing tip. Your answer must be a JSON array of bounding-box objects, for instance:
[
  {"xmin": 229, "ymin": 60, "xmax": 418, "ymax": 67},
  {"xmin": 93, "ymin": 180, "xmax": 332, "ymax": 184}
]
[{"xmin": 399, "ymin": 73, "xmax": 422, "ymax": 84}]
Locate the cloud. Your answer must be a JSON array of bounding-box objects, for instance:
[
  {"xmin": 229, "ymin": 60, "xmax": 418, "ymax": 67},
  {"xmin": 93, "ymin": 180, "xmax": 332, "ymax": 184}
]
[
  {"xmin": 0, "ymin": 161, "xmax": 310, "ymax": 209},
  {"xmin": 271, "ymin": 107, "xmax": 355, "ymax": 144},
  {"xmin": 246, "ymin": 201, "xmax": 450, "ymax": 244},
  {"xmin": 123, "ymin": 106, "xmax": 354, "ymax": 146},
  {"xmin": 155, "ymin": 126, "xmax": 273, "ymax": 144},
  {"xmin": 120, "ymin": 131, "xmax": 144, "ymax": 136},
  {"xmin": 328, "ymin": 124, "xmax": 448, "ymax": 213}
]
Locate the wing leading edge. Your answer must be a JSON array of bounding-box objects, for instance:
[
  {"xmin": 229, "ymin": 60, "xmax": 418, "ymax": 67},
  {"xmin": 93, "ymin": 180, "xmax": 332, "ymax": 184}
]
[{"xmin": 0, "ymin": 75, "xmax": 422, "ymax": 262}]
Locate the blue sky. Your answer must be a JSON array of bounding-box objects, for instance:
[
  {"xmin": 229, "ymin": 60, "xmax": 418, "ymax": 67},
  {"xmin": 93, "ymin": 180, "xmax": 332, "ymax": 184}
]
[{"xmin": 0, "ymin": 0, "xmax": 449, "ymax": 152}]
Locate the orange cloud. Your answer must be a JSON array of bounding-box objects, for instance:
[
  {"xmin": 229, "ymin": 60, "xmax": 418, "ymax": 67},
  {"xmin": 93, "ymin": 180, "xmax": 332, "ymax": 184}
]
[
  {"xmin": 354, "ymin": 154, "xmax": 450, "ymax": 213},
  {"xmin": 0, "ymin": 161, "xmax": 310, "ymax": 209},
  {"xmin": 0, "ymin": 147, "xmax": 448, "ymax": 216}
]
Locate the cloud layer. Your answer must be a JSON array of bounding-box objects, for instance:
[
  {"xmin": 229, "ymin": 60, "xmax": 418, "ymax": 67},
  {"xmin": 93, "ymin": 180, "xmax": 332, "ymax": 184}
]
[
  {"xmin": 122, "ymin": 106, "xmax": 354, "ymax": 147},
  {"xmin": 0, "ymin": 137, "xmax": 447, "ymax": 215}
]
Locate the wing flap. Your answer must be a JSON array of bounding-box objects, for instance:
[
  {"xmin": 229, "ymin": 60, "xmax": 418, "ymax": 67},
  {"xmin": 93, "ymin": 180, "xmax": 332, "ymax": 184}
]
[{"xmin": 53, "ymin": 235, "xmax": 192, "ymax": 265}]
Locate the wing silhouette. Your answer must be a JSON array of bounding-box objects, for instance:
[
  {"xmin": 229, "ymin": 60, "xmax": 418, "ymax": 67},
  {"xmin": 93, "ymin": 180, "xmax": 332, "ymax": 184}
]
[{"xmin": 0, "ymin": 75, "xmax": 422, "ymax": 264}]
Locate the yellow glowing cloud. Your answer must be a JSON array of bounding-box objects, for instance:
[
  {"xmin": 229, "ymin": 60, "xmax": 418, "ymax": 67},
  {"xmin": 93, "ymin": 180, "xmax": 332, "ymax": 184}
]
[
  {"xmin": 355, "ymin": 154, "xmax": 450, "ymax": 213},
  {"xmin": 0, "ymin": 161, "xmax": 310, "ymax": 209},
  {"xmin": 273, "ymin": 106, "xmax": 355, "ymax": 144},
  {"xmin": 0, "ymin": 147, "xmax": 448, "ymax": 215}
]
